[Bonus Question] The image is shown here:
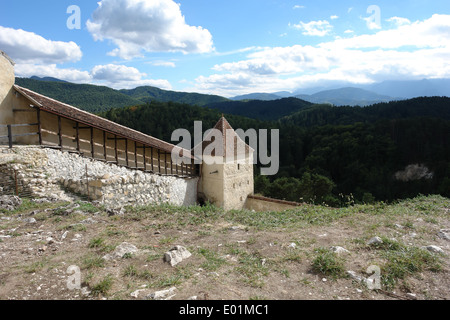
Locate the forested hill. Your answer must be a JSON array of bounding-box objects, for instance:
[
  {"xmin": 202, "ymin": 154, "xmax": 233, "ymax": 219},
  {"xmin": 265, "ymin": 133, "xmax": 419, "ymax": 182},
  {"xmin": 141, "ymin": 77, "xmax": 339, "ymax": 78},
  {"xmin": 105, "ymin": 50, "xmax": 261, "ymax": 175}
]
[
  {"xmin": 119, "ymin": 86, "xmax": 229, "ymax": 106},
  {"xmin": 101, "ymin": 98, "xmax": 450, "ymax": 205},
  {"xmin": 281, "ymin": 96, "xmax": 450, "ymax": 127},
  {"xmin": 15, "ymin": 78, "xmax": 141, "ymax": 113},
  {"xmin": 15, "ymin": 77, "xmax": 230, "ymax": 112},
  {"xmin": 207, "ymin": 97, "xmax": 314, "ymax": 121}
]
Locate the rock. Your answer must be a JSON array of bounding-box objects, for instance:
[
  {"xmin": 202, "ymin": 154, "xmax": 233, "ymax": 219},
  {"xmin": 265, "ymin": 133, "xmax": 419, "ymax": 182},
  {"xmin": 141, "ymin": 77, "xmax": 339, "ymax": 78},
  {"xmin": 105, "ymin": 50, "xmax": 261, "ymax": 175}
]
[
  {"xmin": 421, "ymin": 245, "xmax": 444, "ymax": 254},
  {"xmin": 437, "ymin": 229, "xmax": 450, "ymax": 241},
  {"xmin": 288, "ymin": 243, "xmax": 297, "ymax": 249},
  {"xmin": 24, "ymin": 217, "xmax": 37, "ymax": 224},
  {"xmin": 188, "ymin": 296, "xmax": 198, "ymax": 300},
  {"xmin": 130, "ymin": 289, "xmax": 149, "ymax": 299},
  {"xmin": 103, "ymin": 242, "xmax": 139, "ymax": 261},
  {"xmin": 164, "ymin": 246, "xmax": 192, "ymax": 267},
  {"xmin": 107, "ymin": 208, "xmax": 125, "ymax": 217},
  {"xmin": 367, "ymin": 236, "xmax": 383, "ymax": 246},
  {"xmin": 346, "ymin": 270, "xmax": 365, "ymax": 282},
  {"xmin": 331, "ymin": 246, "xmax": 350, "ymax": 254},
  {"xmin": 406, "ymin": 293, "xmax": 417, "ymax": 300},
  {"xmin": 146, "ymin": 287, "xmax": 177, "ymax": 300},
  {"xmin": 0, "ymin": 195, "xmax": 22, "ymax": 211},
  {"xmin": 80, "ymin": 218, "xmax": 97, "ymax": 225}
]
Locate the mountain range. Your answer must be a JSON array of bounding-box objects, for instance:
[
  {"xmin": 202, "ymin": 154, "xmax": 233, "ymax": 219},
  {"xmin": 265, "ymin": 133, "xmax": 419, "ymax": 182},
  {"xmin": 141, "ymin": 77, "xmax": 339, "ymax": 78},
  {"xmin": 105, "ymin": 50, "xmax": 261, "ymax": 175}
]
[
  {"xmin": 231, "ymin": 79, "xmax": 450, "ymax": 106},
  {"xmin": 15, "ymin": 76, "xmax": 450, "ymax": 115}
]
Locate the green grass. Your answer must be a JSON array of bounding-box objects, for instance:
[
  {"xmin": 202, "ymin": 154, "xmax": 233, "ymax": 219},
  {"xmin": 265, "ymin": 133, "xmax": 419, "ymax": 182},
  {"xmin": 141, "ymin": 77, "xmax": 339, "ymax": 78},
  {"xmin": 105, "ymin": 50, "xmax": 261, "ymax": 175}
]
[
  {"xmin": 365, "ymin": 237, "xmax": 444, "ymax": 289},
  {"xmin": 82, "ymin": 254, "xmax": 105, "ymax": 270},
  {"xmin": 91, "ymin": 274, "xmax": 113, "ymax": 297},
  {"xmin": 235, "ymin": 252, "xmax": 269, "ymax": 288},
  {"xmin": 197, "ymin": 248, "xmax": 227, "ymax": 272},
  {"xmin": 88, "ymin": 237, "xmax": 105, "ymax": 249},
  {"xmin": 311, "ymin": 247, "xmax": 347, "ymax": 279}
]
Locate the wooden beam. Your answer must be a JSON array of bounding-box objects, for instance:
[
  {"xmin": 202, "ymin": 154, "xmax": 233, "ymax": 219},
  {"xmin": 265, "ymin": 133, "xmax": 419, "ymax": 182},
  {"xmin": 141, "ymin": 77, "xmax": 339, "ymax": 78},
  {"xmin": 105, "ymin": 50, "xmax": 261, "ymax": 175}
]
[
  {"xmin": 75, "ymin": 122, "xmax": 80, "ymax": 152},
  {"xmin": 103, "ymin": 131, "xmax": 107, "ymax": 160},
  {"xmin": 58, "ymin": 116, "xmax": 63, "ymax": 149},
  {"xmin": 13, "ymin": 109, "xmax": 35, "ymax": 112},
  {"xmin": 125, "ymin": 139, "xmax": 129, "ymax": 167},
  {"xmin": 134, "ymin": 141, "xmax": 138, "ymax": 168},
  {"xmin": 37, "ymin": 108, "xmax": 42, "ymax": 145},
  {"xmin": 158, "ymin": 149, "xmax": 161, "ymax": 174},
  {"xmin": 151, "ymin": 147, "xmax": 154, "ymax": 172},
  {"xmin": 114, "ymin": 135, "xmax": 118, "ymax": 164},
  {"xmin": 143, "ymin": 145, "xmax": 147, "ymax": 171},
  {"xmin": 90, "ymin": 127, "xmax": 94, "ymax": 158}
]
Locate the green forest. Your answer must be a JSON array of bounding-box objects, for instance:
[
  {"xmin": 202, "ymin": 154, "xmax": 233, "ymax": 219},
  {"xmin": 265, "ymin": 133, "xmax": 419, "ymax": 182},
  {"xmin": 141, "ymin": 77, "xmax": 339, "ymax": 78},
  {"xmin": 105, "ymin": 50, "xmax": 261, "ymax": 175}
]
[{"xmin": 101, "ymin": 97, "xmax": 450, "ymax": 206}]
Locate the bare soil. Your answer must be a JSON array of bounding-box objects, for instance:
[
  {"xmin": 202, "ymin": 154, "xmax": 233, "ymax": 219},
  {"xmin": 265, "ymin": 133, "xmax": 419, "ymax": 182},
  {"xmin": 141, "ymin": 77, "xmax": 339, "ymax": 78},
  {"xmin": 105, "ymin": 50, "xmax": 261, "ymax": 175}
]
[{"xmin": 0, "ymin": 196, "xmax": 449, "ymax": 301}]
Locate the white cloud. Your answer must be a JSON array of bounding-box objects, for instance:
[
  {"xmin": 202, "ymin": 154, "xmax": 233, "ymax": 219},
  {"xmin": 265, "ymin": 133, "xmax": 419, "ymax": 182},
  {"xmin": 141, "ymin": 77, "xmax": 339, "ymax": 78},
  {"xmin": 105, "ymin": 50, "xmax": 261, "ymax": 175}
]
[
  {"xmin": 91, "ymin": 64, "xmax": 145, "ymax": 82},
  {"xmin": 291, "ymin": 20, "xmax": 333, "ymax": 37},
  {"xmin": 293, "ymin": 5, "xmax": 305, "ymax": 10},
  {"xmin": 344, "ymin": 30, "xmax": 354, "ymax": 34},
  {"xmin": 148, "ymin": 61, "xmax": 176, "ymax": 68},
  {"xmin": 15, "ymin": 62, "xmax": 172, "ymax": 90},
  {"xmin": 0, "ymin": 26, "xmax": 82, "ymax": 64},
  {"xmin": 15, "ymin": 64, "xmax": 91, "ymax": 83},
  {"xmin": 191, "ymin": 14, "xmax": 450, "ymax": 97},
  {"xmin": 330, "ymin": 15, "xmax": 339, "ymax": 20},
  {"xmin": 387, "ymin": 16, "xmax": 411, "ymax": 26},
  {"xmin": 86, "ymin": 0, "xmax": 214, "ymax": 59}
]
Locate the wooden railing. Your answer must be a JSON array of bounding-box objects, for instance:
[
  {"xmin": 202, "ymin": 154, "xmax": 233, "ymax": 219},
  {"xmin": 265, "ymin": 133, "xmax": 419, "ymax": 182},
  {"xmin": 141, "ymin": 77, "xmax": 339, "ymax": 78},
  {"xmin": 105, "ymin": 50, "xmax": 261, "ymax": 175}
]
[{"xmin": 0, "ymin": 123, "xmax": 39, "ymax": 148}]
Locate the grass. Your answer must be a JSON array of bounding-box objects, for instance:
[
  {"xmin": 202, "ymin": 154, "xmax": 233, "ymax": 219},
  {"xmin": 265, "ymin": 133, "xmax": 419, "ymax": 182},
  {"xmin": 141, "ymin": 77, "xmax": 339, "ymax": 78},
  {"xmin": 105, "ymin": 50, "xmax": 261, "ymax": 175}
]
[
  {"xmin": 197, "ymin": 248, "xmax": 227, "ymax": 272},
  {"xmin": 88, "ymin": 237, "xmax": 105, "ymax": 249},
  {"xmin": 91, "ymin": 274, "xmax": 113, "ymax": 297},
  {"xmin": 311, "ymin": 247, "xmax": 347, "ymax": 279},
  {"xmin": 235, "ymin": 251, "xmax": 269, "ymax": 288},
  {"xmin": 365, "ymin": 237, "xmax": 444, "ymax": 289},
  {"xmin": 82, "ymin": 254, "xmax": 105, "ymax": 270}
]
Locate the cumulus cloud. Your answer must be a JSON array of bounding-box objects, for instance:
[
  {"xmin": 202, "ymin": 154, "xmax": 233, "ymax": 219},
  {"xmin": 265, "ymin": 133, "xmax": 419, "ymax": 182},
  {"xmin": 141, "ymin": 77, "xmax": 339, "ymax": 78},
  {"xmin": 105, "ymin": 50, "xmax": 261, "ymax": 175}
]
[
  {"xmin": 86, "ymin": 0, "xmax": 214, "ymax": 59},
  {"xmin": 291, "ymin": 20, "xmax": 333, "ymax": 36},
  {"xmin": 191, "ymin": 14, "xmax": 450, "ymax": 97},
  {"xmin": 386, "ymin": 16, "xmax": 412, "ymax": 26},
  {"xmin": 90, "ymin": 63, "xmax": 172, "ymax": 89},
  {"xmin": 15, "ymin": 64, "xmax": 91, "ymax": 83},
  {"xmin": 0, "ymin": 26, "xmax": 82, "ymax": 64},
  {"xmin": 91, "ymin": 64, "xmax": 145, "ymax": 82}
]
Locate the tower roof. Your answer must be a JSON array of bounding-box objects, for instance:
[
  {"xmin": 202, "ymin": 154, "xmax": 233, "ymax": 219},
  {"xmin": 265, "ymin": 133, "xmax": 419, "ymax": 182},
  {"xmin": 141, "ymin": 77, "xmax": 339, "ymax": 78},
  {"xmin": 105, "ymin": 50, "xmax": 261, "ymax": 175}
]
[{"xmin": 194, "ymin": 116, "xmax": 254, "ymax": 159}]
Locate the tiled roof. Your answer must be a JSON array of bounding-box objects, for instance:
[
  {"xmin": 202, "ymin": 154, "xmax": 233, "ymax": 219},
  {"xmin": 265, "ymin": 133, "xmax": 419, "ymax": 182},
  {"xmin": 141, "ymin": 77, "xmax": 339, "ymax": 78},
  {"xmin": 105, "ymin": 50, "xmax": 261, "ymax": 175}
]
[
  {"xmin": 14, "ymin": 85, "xmax": 193, "ymax": 158},
  {"xmin": 194, "ymin": 116, "xmax": 253, "ymax": 159}
]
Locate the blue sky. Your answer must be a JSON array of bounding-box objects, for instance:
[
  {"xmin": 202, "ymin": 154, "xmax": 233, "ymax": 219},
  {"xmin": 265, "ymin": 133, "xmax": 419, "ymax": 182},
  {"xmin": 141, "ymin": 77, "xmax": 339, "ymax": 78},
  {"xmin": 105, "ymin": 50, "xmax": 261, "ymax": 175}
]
[{"xmin": 1, "ymin": 0, "xmax": 449, "ymax": 97}]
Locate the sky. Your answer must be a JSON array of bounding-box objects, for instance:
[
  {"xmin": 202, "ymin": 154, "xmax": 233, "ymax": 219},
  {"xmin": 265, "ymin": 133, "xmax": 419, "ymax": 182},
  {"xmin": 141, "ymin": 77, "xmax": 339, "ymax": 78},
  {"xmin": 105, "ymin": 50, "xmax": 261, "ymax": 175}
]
[{"xmin": 0, "ymin": 0, "xmax": 449, "ymax": 97}]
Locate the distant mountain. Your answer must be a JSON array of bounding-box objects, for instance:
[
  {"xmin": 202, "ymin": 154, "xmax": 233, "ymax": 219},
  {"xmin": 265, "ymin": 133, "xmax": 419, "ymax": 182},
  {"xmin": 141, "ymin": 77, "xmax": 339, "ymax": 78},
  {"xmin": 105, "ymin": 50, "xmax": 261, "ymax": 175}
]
[
  {"xmin": 363, "ymin": 79, "xmax": 450, "ymax": 99},
  {"xmin": 208, "ymin": 97, "xmax": 314, "ymax": 121},
  {"xmin": 231, "ymin": 93, "xmax": 282, "ymax": 101},
  {"xmin": 120, "ymin": 86, "xmax": 229, "ymax": 106},
  {"xmin": 30, "ymin": 76, "xmax": 68, "ymax": 83},
  {"xmin": 295, "ymin": 87, "xmax": 397, "ymax": 106}
]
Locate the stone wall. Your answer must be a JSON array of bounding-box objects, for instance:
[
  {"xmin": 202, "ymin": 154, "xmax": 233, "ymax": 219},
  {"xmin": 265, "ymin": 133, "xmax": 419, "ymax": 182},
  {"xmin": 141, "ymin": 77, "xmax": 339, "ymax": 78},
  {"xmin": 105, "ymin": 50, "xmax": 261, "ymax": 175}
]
[
  {"xmin": 245, "ymin": 195, "xmax": 303, "ymax": 212},
  {"xmin": 0, "ymin": 146, "xmax": 198, "ymax": 209}
]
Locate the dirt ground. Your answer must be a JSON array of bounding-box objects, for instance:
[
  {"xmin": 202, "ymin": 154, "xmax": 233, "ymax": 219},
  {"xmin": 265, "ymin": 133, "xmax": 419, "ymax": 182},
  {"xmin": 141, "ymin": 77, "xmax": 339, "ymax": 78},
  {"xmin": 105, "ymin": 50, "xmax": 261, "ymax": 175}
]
[{"xmin": 0, "ymin": 196, "xmax": 449, "ymax": 301}]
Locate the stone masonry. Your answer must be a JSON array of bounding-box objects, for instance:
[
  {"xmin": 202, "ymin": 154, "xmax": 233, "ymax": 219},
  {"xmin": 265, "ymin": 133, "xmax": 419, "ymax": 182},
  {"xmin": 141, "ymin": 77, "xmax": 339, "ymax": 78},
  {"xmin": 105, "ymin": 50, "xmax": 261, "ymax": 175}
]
[{"xmin": 0, "ymin": 146, "xmax": 198, "ymax": 209}]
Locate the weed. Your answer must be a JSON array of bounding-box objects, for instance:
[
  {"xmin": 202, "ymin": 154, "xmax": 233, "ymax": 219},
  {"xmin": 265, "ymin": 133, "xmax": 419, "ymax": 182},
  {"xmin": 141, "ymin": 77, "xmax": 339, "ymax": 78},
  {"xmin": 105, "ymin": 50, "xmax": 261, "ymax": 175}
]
[
  {"xmin": 91, "ymin": 274, "xmax": 113, "ymax": 297},
  {"xmin": 197, "ymin": 248, "xmax": 227, "ymax": 272},
  {"xmin": 311, "ymin": 247, "xmax": 346, "ymax": 279},
  {"xmin": 82, "ymin": 254, "xmax": 105, "ymax": 270},
  {"xmin": 88, "ymin": 237, "xmax": 105, "ymax": 249}
]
